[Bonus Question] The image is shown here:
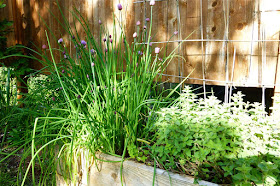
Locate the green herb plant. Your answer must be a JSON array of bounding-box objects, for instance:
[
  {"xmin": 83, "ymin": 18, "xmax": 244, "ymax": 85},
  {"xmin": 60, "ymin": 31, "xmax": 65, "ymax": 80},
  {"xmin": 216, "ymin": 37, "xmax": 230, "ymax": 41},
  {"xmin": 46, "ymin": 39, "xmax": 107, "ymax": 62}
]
[
  {"xmin": 152, "ymin": 86, "xmax": 280, "ymax": 185},
  {"xmin": 2, "ymin": 1, "xmax": 189, "ymax": 185}
]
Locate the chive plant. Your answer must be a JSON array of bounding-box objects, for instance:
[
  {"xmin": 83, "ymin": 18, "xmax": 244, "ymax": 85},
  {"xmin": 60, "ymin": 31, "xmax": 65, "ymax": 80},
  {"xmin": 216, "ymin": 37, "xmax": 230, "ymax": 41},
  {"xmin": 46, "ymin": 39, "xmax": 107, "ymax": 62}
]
[{"xmin": 1, "ymin": 1, "xmax": 191, "ymax": 184}]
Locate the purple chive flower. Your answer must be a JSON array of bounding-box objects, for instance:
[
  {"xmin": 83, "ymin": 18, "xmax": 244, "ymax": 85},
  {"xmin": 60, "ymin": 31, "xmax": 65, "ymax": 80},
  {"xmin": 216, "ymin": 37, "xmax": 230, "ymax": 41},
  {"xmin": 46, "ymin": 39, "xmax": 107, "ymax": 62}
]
[
  {"xmin": 159, "ymin": 58, "xmax": 163, "ymax": 61},
  {"xmin": 62, "ymin": 51, "xmax": 66, "ymax": 55},
  {"xmin": 42, "ymin": 44, "xmax": 47, "ymax": 49},
  {"xmin": 103, "ymin": 38, "xmax": 106, "ymax": 42},
  {"xmin": 105, "ymin": 48, "xmax": 108, "ymax": 53},
  {"xmin": 62, "ymin": 69, "xmax": 65, "ymax": 73},
  {"xmin": 150, "ymin": 0, "xmax": 155, "ymax": 6},
  {"xmin": 58, "ymin": 38, "xmax": 63, "ymax": 44},
  {"xmin": 133, "ymin": 32, "xmax": 137, "ymax": 38},
  {"xmin": 77, "ymin": 95, "xmax": 81, "ymax": 99},
  {"xmin": 81, "ymin": 40, "xmax": 87, "ymax": 46},
  {"xmin": 149, "ymin": 42, "xmax": 153, "ymax": 46},
  {"xmin": 109, "ymin": 35, "xmax": 112, "ymax": 38},
  {"xmin": 87, "ymin": 74, "xmax": 89, "ymax": 79},
  {"xmin": 64, "ymin": 54, "xmax": 67, "ymax": 59},
  {"xmin": 92, "ymin": 100, "xmax": 95, "ymax": 103},
  {"xmin": 136, "ymin": 63, "xmax": 138, "ymax": 67},
  {"xmin": 117, "ymin": 3, "xmax": 122, "ymax": 10},
  {"xmin": 60, "ymin": 87, "xmax": 63, "ymax": 90},
  {"xmin": 91, "ymin": 62, "xmax": 95, "ymax": 67},
  {"xmin": 90, "ymin": 49, "xmax": 95, "ymax": 54},
  {"xmin": 155, "ymin": 47, "xmax": 160, "ymax": 54},
  {"xmin": 114, "ymin": 111, "xmax": 117, "ymax": 115},
  {"xmin": 136, "ymin": 21, "xmax": 140, "ymax": 26},
  {"xmin": 143, "ymin": 25, "xmax": 147, "ymax": 30},
  {"xmin": 138, "ymin": 51, "xmax": 143, "ymax": 55},
  {"xmin": 110, "ymin": 39, "xmax": 113, "ymax": 43},
  {"xmin": 52, "ymin": 97, "xmax": 55, "ymax": 101},
  {"xmin": 78, "ymin": 56, "xmax": 81, "ymax": 59},
  {"xmin": 99, "ymin": 20, "xmax": 102, "ymax": 24},
  {"xmin": 174, "ymin": 31, "xmax": 178, "ymax": 35},
  {"xmin": 146, "ymin": 18, "xmax": 150, "ymax": 22},
  {"xmin": 72, "ymin": 35, "xmax": 75, "ymax": 39}
]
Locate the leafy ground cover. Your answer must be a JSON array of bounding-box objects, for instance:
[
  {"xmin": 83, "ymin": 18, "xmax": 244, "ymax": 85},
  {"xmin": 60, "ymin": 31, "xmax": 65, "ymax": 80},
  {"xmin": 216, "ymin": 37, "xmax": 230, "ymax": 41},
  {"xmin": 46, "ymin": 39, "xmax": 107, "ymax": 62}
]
[
  {"xmin": 149, "ymin": 86, "xmax": 280, "ymax": 185},
  {"xmin": 1, "ymin": 0, "xmax": 280, "ymax": 185}
]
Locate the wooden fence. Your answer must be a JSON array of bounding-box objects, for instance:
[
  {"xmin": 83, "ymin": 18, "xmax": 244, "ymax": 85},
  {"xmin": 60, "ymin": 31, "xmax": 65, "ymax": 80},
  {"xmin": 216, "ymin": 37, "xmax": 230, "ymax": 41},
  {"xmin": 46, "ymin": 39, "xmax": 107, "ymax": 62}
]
[{"xmin": 2, "ymin": 0, "xmax": 280, "ymax": 102}]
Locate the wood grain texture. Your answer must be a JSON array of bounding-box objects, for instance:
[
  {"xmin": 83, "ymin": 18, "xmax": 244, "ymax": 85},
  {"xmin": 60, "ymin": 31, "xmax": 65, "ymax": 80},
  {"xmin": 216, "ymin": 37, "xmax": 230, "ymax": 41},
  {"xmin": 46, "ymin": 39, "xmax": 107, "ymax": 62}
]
[
  {"xmin": 180, "ymin": 0, "xmax": 204, "ymax": 85},
  {"xmin": 56, "ymin": 153, "xmax": 218, "ymax": 186},
  {"xmin": 1, "ymin": 0, "xmax": 280, "ymax": 88}
]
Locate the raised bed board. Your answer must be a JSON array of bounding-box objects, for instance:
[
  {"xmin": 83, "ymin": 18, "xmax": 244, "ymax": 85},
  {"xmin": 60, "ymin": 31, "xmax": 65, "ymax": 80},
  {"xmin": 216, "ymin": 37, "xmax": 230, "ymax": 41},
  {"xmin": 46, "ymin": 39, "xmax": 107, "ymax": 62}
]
[{"xmin": 56, "ymin": 153, "xmax": 218, "ymax": 186}]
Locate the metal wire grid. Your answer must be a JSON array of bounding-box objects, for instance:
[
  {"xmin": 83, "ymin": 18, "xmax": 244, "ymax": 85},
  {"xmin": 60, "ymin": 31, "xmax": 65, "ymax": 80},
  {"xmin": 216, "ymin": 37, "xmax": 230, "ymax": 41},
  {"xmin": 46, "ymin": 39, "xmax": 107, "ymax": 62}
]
[{"xmin": 133, "ymin": 0, "xmax": 280, "ymax": 109}]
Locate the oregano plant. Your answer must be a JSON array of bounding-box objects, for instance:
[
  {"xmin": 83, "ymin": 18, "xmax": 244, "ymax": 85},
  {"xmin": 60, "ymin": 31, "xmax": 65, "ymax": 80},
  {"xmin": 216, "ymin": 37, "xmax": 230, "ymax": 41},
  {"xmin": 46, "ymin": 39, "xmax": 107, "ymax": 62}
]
[{"xmin": 152, "ymin": 86, "xmax": 280, "ymax": 185}]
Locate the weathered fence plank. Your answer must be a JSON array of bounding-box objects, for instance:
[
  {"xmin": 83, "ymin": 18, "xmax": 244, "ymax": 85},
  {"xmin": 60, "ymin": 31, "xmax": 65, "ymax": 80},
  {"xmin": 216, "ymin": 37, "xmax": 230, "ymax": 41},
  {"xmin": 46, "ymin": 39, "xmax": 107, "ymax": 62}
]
[{"xmin": 2, "ymin": 0, "xmax": 280, "ymax": 89}]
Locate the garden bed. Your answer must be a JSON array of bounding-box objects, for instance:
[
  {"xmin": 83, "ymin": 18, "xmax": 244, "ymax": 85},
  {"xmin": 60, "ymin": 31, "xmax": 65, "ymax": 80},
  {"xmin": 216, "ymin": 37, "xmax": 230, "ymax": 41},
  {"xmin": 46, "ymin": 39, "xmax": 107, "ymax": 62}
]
[{"xmin": 56, "ymin": 153, "xmax": 218, "ymax": 186}]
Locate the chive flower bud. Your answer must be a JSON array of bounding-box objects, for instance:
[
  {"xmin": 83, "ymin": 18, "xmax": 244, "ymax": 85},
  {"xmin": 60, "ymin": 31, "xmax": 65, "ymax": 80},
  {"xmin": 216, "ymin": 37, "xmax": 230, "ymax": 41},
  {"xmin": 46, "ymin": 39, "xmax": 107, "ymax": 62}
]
[
  {"xmin": 99, "ymin": 20, "xmax": 102, "ymax": 24},
  {"xmin": 90, "ymin": 49, "xmax": 95, "ymax": 54},
  {"xmin": 62, "ymin": 69, "xmax": 65, "ymax": 73},
  {"xmin": 155, "ymin": 47, "xmax": 160, "ymax": 54},
  {"xmin": 87, "ymin": 74, "xmax": 89, "ymax": 79},
  {"xmin": 109, "ymin": 35, "xmax": 112, "ymax": 38},
  {"xmin": 146, "ymin": 18, "xmax": 150, "ymax": 22},
  {"xmin": 91, "ymin": 62, "xmax": 95, "ymax": 67},
  {"xmin": 150, "ymin": 0, "xmax": 155, "ymax": 6},
  {"xmin": 105, "ymin": 48, "xmax": 108, "ymax": 53},
  {"xmin": 117, "ymin": 3, "xmax": 122, "ymax": 10},
  {"xmin": 52, "ymin": 97, "xmax": 55, "ymax": 101},
  {"xmin": 64, "ymin": 55, "xmax": 67, "ymax": 59},
  {"xmin": 77, "ymin": 95, "xmax": 81, "ymax": 99},
  {"xmin": 133, "ymin": 32, "xmax": 137, "ymax": 38},
  {"xmin": 110, "ymin": 39, "xmax": 113, "ymax": 43},
  {"xmin": 143, "ymin": 25, "xmax": 147, "ymax": 30},
  {"xmin": 58, "ymin": 38, "xmax": 63, "ymax": 44},
  {"xmin": 136, "ymin": 21, "xmax": 140, "ymax": 26},
  {"xmin": 103, "ymin": 38, "xmax": 106, "ymax": 42},
  {"xmin": 42, "ymin": 44, "xmax": 47, "ymax": 49},
  {"xmin": 81, "ymin": 40, "xmax": 87, "ymax": 46},
  {"xmin": 174, "ymin": 31, "xmax": 178, "ymax": 35}
]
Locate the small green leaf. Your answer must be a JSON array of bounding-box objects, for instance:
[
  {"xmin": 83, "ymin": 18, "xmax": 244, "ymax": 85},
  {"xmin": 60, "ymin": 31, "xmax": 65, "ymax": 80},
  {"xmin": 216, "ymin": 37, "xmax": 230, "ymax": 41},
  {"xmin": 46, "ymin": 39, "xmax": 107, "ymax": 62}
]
[
  {"xmin": 0, "ymin": 3, "xmax": 6, "ymax": 8},
  {"xmin": 232, "ymin": 173, "xmax": 244, "ymax": 180}
]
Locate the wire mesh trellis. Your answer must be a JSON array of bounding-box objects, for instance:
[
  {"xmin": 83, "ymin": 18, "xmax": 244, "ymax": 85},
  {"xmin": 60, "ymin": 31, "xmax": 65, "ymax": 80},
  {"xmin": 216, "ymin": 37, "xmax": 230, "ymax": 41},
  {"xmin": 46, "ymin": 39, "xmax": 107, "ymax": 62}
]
[
  {"xmin": 133, "ymin": 0, "xmax": 280, "ymax": 110},
  {"xmin": 2, "ymin": 0, "xmax": 280, "ymax": 110}
]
